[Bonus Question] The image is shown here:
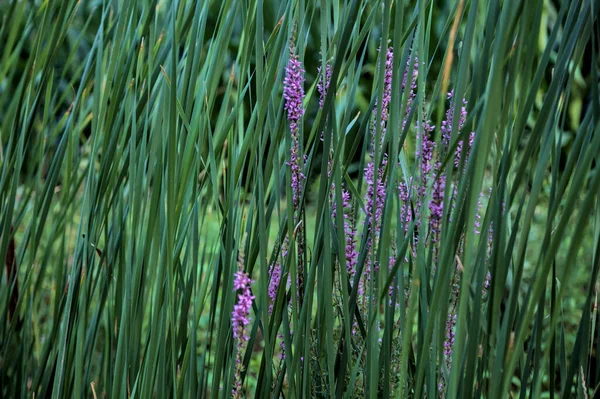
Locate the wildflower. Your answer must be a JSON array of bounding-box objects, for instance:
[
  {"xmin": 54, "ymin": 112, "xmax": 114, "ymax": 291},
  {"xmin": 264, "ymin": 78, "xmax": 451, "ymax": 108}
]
[
  {"xmin": 398, "ymin": 180, "xmax": 413, "ymax": 233},
  {"xmin": 438, "ymin": 309, "xmax": 457, "ymax": 395},
  {"xmin": 317, "ymin": 63, "xmax": 331, "ymax": 109},
  {"xmin": 268, "ymin": 262, "xmax": 281, "ymax": 314},
  {"xmin": 283, "ymin": 53, "xmax": 305, "ymax": 124},
  {"xmin": 417, "ymin": 121, "xmax": 436, "ymax": 179},
  {"xmin": 376, "ymin": 47, "xmax": 394, "ymax": 131},
  {"xmin": 441, "ymin": 90, "xmax": 467, "ymax": 145},
  {"xmin": 283, "ymin": 50, "xmax": 306, "ymax": 211},
  {"xmin": 483, "ymin": 271, "xmax": 491, "ymax": 295},
  {"xmin": 415, "ymin": 120, "xmax": 436, "ymax": 230},
  {"xmin": 444, "ymin": 311, "xmax": 456, "ymax": 364},
  {"xmin": 284, "ymin": 47, "xmax": 307, "ymax": 301},
  {"xmin": 444, "ymin": 262, "xmax": 461, "ymax": 371},
  {"xmin": 401, "ymin": 55, "xmax": 419, "ymax": 131},
  {"xmin": 320, "ymin": 61, "xmax": 357, "ymax": 289},
  {"xmin": 428, "ymin": 170, "xmax": 445, "ymax": 246},
  {"xmin": 319, "ymin": 62, "xmax": 332, "ymax": 142},
  {"xmin": 364, "ymin": 47, "xmax": 394, "ymax": 271},
  {"xmin": 232, "ymin": 268, "xmax": 254, "ymax": 398},
  {"xmin": 342, "ymin": 190, "xmax": 358, "ymax": 278},
  {"xmin": 440, "ymin": 268, "xmax": 459, "ymax": 395},
  {"xmin": 441, "ymin": 90, "xmax": 473, "ymax": 169},
  {"xmin": 364, "ymin": 159, "xmax": 388, "ymax": 237}
]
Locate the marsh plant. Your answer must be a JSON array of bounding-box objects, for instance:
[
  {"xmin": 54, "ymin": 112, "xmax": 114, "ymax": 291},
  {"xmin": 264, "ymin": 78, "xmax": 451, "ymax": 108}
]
[{"xmin": 0, "ymin": 0, "xmax": 598, "ymax": 398}]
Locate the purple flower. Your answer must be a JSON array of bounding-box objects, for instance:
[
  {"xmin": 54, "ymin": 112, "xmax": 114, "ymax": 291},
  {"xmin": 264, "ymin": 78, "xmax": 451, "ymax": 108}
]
[
  {"xmin": 483, "ymin": 271, "xmax": 491, "ymax": 295},
  {"xmin": 415, "ymin": 120, "xmax": 436, "ymax": 228},
  {"xmin": 319, "ymin": 62, "xmax": 332, "ymax": 142},
  {"xmin": 342, "ymin": 190, "xmax": 358, "ymax": 278},
  {"xmin": 444, "ymin": 311, "xmax": 457, "ymax": 362},
  {"xmin": 401, "ymin": 55, "xmax": 419, "ymax": 131},
  {"xmin": 232, "ymin": 270, "xmax": 254, "ymax": 342},
  {"xmin": 268, "ymin": 262, "xmax": 281, "ymax": 314},
  {"xmin": 417, "ymin": 120, "xmax": 436, "ymax": 177},
  {"xmin": 317, "ymin": 63, "xmax": 332, "ymax": 109},
  {"xmin": 268, "ymin": 245, "xmax": 289, "ymax": 314},
  {"xmin": 283, "ymin": 53, "xmax": 305, "ymax": 124},
  {"xmin": 331, "ymin": 186, "xmax": 358, "ymax": 290},
  {"xmin": 444, "ymin": 261, "xmax": 461, "ymax": 372},
  {"xmin": 440, "ymin": 90, "xmax": 472, "ymax": 169},
  {"xmin": 369, "ymin": 47, "xmax": 395, "ymax": 153},
  {"xmin": 428, "ymin": 170, "xmax": 446, "ymax": 247},
  {"xmin": 379, "ymin": 47, "xmax": 394, "ymax": 128},
  {"xmin": 363, "ymin": 47, "xmax": 395, "ymax": 276},
  {"xmin": 439, "ymin": 309, "xmax": 456, "ymax": 395},
  {"xmin": 284, "ymin": 49, "xmax": 307, "ymax": 300},
  {"xmin": 398, "ymin": 180, "xmax": 413, "ymax": 234},
  {"xmin": 439, "ymin": 268, "xmax": 459, "ymax": 395},
  {"xmin": 364, "ymin": 160, "xmax": 388, "ymax": 230},
  {"xmin": 284, "ymin": 51, "xmax": 306, "ymax": 211},
  {"xmin": 345, "ymin": 219, "xmax": 358, "ymax": 275},
  {"xmin": 232, "ymin": 268, "xmax": 254, "ymax": 398}
]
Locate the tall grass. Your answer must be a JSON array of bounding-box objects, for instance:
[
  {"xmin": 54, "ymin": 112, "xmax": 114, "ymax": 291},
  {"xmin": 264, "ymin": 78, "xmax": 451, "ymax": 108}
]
[{"xmin": 0, "ymin": 0, "xmax": 598, "ymax": 397}]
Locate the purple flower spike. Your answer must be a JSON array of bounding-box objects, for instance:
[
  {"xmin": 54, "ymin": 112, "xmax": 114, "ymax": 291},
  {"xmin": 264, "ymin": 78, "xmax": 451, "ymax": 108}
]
[
  {"xmin": 317, "ymin": 63, "xmax": 332, "ymax": 109},
  {"xmin": 483, "ymin": 271, "xmax": 491, "ymax": 295},
  {"xmin": 429, "ymin": 170, "xmax": 446, "ymax": 246},
  {"xmin": 268, "ymin": 262, "xmax": 281, "ymax": 314},
  {"xmin": 441, "ymin": 91, "xmax": 472, "ymax": 170},
  {"xmin": 342, "ymin": 190, "xmax": 358, "ymax": 278},
  {"xmin": 284, "ymin": 51, "xmax": 306, "ymax": 212},
  {"xmin": 283, "ymin": 53, "xmax": 305, "ymax": 124},
  {"xmin": 415, "ymin": 120, "xmax": 436, "ymax": 226},
  {"xmin": 371, "ymin": 47, "xmax": 394, "ymax": 151},
  {"xmin": 359, "ymin": 46, "xmax": 395, "ymax": 308},
  {"xmin": 232, "ymin": 268, "xmax": 254, "ymax": 399},
  {"xmin": 401, "ymin": 55, "xmax": 419, "ymax": 131},
  {"xmin": 444, "ymin": 311, "xmax": 457, "ymax": 362},
  {"xmin": 398, "ymin": 180, "xmax": 413, "ymax": 233}
]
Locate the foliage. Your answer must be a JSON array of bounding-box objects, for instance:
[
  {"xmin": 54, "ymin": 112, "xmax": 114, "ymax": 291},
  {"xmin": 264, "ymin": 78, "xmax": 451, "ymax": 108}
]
[{"xmin": 0, "ymin": 0, "xmax": 599, "ymax": 398}]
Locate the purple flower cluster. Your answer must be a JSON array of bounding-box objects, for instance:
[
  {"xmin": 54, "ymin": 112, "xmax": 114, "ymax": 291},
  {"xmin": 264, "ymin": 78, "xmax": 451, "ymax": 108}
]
[
  {"xmin": 483, "ymin": 271, "xmax": 491, "ymax": 295},
  {"xmin": 341, "ymin": 190, "xmax": 358, "ymax": 277},
  {"xmin": 417, "ymin": 121, "xmax": 436, "ymax": 194},
  {"xmin": 319, "ymin": 62, "xmax": 332, "ymax": 144},
  {"xmin": 284, "ymin": 49, "xmax": 308, "ymax": 304},
  {"xmin": 440, "ymin": 261, "xmax": 461, "ymax": 393},
  {"xmin": 398, "ymin": 180, "xmax": 412, "ymax": 233},
  {"xmin": 284, "ymin": 52, "xmax": 306, "ymax": 211},
  {"xmin": 364, "ymin": 160, "xmax": 388, "ymax": 235},
  {"xmin": 363, "ymin": 47, "xmax": 394, "ymax": 274},
  {"xmin": 232, "ymin": 270, "xmax": 254, "ymax": 341},
  {"xmin": 441, "ymin": 90, "xmax": 467, "ymax": 146},
  {"xmin": 317, "ymin": 63, "xmax": 332, "ymax": 109},
  {"xmin": 283, "ymin": 53, "xmax": 305, "ymax": 126},
  {"xmin": 409, "ymin": 120, "xmax": 436, "ymax": 235},
  {"xmin": 428, "ymin": 172, "xmax": 446, "ymax": 246},
  {"xmin": 402, "ymin": 56, "xmax": 419, "ymax": 131},
  {"xmin": 444, "ymin": 310, "xmax": 457, "ymax": 365},
  {"xmin": 440, "ymin": 90, "xmax": 473, "ymax": 169},
  {"xmin": 438, "ymin": 309, "xmax": 457, "ymax": 395},
  {"xmin": 268, "ymin": 245, "xmax": 289, "ymax": 314},
  {"xmin": 374, "ymin": 47, "xmax": 394, "ymax": 132},
  {"xmin": 398, "ymin": 87, "xmax": 478, "ymax": 256},
  {"xmin": 268, "ymin": 263, "xmax": 281, "ymax": 314},
  {"xmin": 231, "ymin": 268, "xmax": 254, "ymax": 398},
  {"xmin": 271, "ymin": 45, "xmax": 503, "ymax": 389}
]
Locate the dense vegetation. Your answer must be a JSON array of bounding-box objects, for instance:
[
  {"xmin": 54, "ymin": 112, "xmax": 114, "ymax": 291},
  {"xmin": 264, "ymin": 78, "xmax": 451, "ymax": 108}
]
[{"xmin": 1, "ymin": 0, "xmax": 599, "ymax": 397}]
